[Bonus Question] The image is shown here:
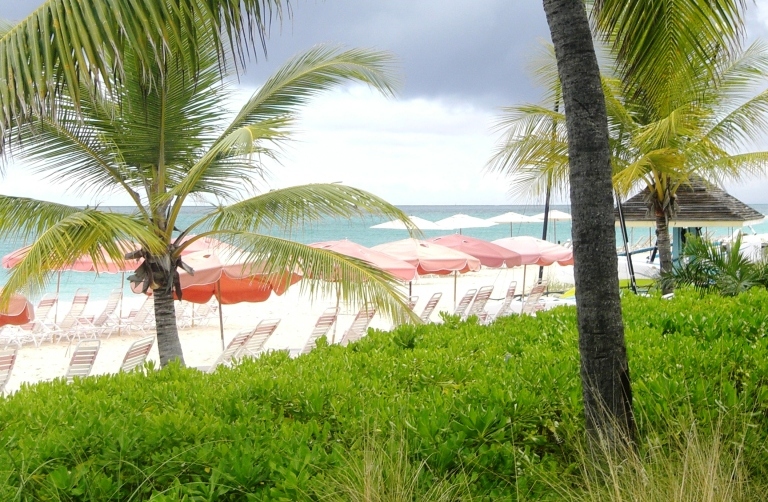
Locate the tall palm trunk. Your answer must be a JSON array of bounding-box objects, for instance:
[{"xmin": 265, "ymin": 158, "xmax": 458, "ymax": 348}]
[
  {"xmin": 543, "ymin": 0, "xmax": 635, "ymax": 444},
  {"xmin": 654, "ymin": 210, "xmax": 674, "ymax": 294},
  {"xmin": 147, "ymin": 252, "xmax": 186, "ymax": 367}
]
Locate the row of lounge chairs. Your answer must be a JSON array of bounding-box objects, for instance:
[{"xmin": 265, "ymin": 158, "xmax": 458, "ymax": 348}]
[{"xmin": 450, "ymin": 280, "xmax": 549, "ymax": 322}]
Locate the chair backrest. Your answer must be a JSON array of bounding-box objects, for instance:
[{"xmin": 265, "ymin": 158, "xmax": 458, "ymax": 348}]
[
  {"xmin": 301, "ymin": 307, "xmax": 339, "ymax": 355},
  {"xmin": 466, "ymin": 286, "xmax": 494, "ymax": 319},
  {"xmin": 66, "ymin": 339, "xmax": 100, "ymax": 382},
  {"xmin": 419, "ymin": 293, "xmax": 442, "ymax": 323},
  {"xmin": 340, "ymin": 306, "xmax": 377, "ymax": 346},
  {"xmin": 495, "ymin": 281, "xmax": 518, "ymax": 318},
  {"xmin": 58, "ymin": 288, "xmax": 90, "ymax": 330},
  {"xmin": 0, "ymin": 347, "xmax": 18, "ymax": 393},
  {"xmin": 19, "ymin": 293, "xmax": 58, "ymax": 333},
  {"xmin": 93, "ymin": 288, "xmax": 122, "ymax": 326},
  {"xmin": 453, "ymin": 289, "xmax": 477, "ymax": 316},
  {"xmin": 407, "ymin": 296, "xmax": 419, "ymax": 310},
  {"xmin": 236, "ymin": 319, "xmax": 280, "ymax": 359},
  {"xmin": 120, "ymin": 336, "xmax": 155, "ymax": 372},
  {"xmin": 521, "ymin": 280, "xmax": 548, "ymax": 315},
  {"xmin": 129, "ymin": 297, "xmax": 154, "ymax": 325},
  {"xmin": 207, "ymin": 330, "xmax": 253, "ymax": 373}
]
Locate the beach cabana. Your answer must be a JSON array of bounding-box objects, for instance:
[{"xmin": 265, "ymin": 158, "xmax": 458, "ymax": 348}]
[{"xmin": 615, "ymin": 177, "xmax": 765, "ymax": 259}]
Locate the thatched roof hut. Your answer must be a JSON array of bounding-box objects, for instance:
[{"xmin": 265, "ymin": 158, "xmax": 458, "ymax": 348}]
[{"xmin": 615, "ymin": 178, "xmax": 764, "ymax": 228}]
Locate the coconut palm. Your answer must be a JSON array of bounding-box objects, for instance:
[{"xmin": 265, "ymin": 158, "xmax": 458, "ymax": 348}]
[
  {"xmin": 0, "ymin": 0, "xmax": 289, "ymax": 152},
  {"xmin": 0, "ymin": 34, "xmax": 418, "ymax": 367},
  {"xmin": 489, "ymin": 40, "xmax": 768, "ymax": 292}
]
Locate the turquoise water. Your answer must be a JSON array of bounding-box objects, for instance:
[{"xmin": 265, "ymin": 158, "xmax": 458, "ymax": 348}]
[{"xmin": 3, "ymin": 204, "xmax": 767, "ymax": 301}]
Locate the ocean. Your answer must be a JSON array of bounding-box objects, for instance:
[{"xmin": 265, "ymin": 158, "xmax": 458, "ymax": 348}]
[{"xmin": 3, "ymin": 204, "xmax": 767, "ymax": 302}]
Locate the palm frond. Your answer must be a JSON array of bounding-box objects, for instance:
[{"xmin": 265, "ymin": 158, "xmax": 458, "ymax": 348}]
[
  {"xmin": 183, "ymin": 231, "xmax": 418, "ymax": 325},
  {"xmin": 1, "ymin": 206, "xmax": 165, "ymax": 300},
  {"xmin": 181, "ymin": 183, "xmax": 418, "ymax": 239},
  {"xmin": 219, "ymin": 45, "xmax": 399, "ymax": 140},
  {"xmin": 0, "ymin": 0, "xmax": 287, "ymax": 152},
  {"xmin": 591, "ymin": 0, "xmax": 747, "ymax": 103}
]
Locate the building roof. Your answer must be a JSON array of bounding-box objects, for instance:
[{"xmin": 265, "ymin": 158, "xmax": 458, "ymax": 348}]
[{"xmin": 615, "ymin": 177, "xmax": 765, "ymax": 228}]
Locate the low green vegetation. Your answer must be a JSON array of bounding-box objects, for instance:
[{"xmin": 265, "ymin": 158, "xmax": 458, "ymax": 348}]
[{"xmin": 1, "ymin": 289, "xmax": 767, "ymax": 500}]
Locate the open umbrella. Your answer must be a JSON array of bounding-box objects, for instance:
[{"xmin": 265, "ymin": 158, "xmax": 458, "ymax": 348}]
[
  {"xmin": 133, "ymin": 240, "xmax": 302, "ymax": 349},
  {"xmin": 0, "ymin": 292, "xmax": 34, "ymax": 327},
  {"xmin": 2, "ymin": 241, "xmax": 141, "ymax": 322},
  {"xmin": 371, "ymin": 216, "xmax": 445, "ymax": 230},
  {"xmin": 372, "ymin": 238, "xmax": 481, "ymax": 308},
  {"xmin": 308, "ymin": 239, "xmax": 417, "ymax": 341},
  {"xmin": 492, "ymin": 236, "xmax": 573, "ymax": 293},
  {"xmin": 427, "ymin": 234, "xmax": 523, "ymax": 268},
  {"xmin": 309, "ymin": 240, "xmax": 417, "ymax": 282},
  {"xmin": 531, "ymin": 210, "xmax": 572, "ymax": 244},
  {"xmin": 487, "ymin": 212, "xmax": 537, "ymax": 236},
  {"xmin": 434, "ymin": 214, "xmax": 497, "ymax": 234}
]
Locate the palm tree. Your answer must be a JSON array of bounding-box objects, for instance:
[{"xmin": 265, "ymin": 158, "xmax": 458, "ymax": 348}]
[
  {"xmin": 0, "ymin": 0, "xmax": 290, "ymax": 151},
  {"xmin": 0, "ymin": 35, "xmax": 418, "ymax": 367},
  {"xmin": 490, "ymin": 41, "xmax": 768, "ymax": 291},
  {"xmin": 542, "ymin": 0, "xmax": 634, "ymax": 444}
]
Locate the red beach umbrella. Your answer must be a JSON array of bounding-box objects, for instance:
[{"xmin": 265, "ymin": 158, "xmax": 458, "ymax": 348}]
[
  {"xmin": 427, "ymin": 234, "xmax": 523, "ymax": 268},
  {"xmin": 0, "ymin": 292, "xmax": 34, "ymax": 327}
]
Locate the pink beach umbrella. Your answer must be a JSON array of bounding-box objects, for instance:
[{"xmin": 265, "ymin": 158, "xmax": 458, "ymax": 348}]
[
  {"xmin": 309, "ymin": 240, "xmax": 417, "ymax": 282},
  {"xmin": 0, "ymin": 292, "xmax": 34, "ymax": 327},
  {"xmin": 372, "ymin": 238, "xmax": 481, "ymax": 308},
  {"xmin": 427, "ymin": 234, "xmax": 523, "ymax": 268},
  {"xmin": 492, "ymin": 236, "xmax": 574, "ymax": 292}
]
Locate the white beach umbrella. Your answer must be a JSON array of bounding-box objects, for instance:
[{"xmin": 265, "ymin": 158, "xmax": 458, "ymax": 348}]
[
  {"xmin": 434, "ymin": 214, "xmax": 498, "ymax": 234},
  {"xmin": 487, "ymin": 211, "xmax": 537, "ymax": 236},
  {"xmin": 371, "ymin": 216, "xmax": 446, "ymax": 230},
  {"xmin": 531, "ymin": 210, "xmax": 572, "ymax": 243}
]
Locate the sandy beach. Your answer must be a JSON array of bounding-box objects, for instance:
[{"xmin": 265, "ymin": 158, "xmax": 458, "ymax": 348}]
[{"xmin": 3, "ymin": 265, "xmax": 575, "ymax": 394}]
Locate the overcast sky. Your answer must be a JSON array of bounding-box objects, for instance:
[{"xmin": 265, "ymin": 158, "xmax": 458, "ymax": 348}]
[{"xmin": 2, "ymin": 1, "xmax": 768, "ymax": 206}]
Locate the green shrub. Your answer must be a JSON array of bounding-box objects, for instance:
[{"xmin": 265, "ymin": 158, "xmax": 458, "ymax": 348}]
[{"xmin": 0, "ymin": 288, "xmax": 767, "ymax": 499}]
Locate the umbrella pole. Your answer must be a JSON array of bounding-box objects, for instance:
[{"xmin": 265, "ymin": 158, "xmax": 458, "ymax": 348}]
[
  {"xmin": 54, "ymin": 271, "xmax": 61, "ymax": 323},
  {"xmin": 119, "ymin": 271, "xmax": 125, "ymax": 335},
  {"xmin": 509, "ymin": 223, "xmax": 513, "ymax": 237},
  {"xmin": 331, "ymin": 286, "xmax": 340, "ymax": 345},
  {"xmin": 453, "ymin": 271, "xmax": 457, "ymax": 310},
  {"xmin": 522, "ymin": 265, "xmax": 527, "ymax": 296},
  {"xmin": 216, "ymin": 281, "xmax": 224, "ymax": 350}
]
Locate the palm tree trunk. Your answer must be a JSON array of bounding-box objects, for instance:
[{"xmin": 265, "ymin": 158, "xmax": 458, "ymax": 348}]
[
  {"xmin": 153, "ymin": 285, "xmax": 185, "ymax": 367},
  {"xmin": 655, "ymin": 211, "xmax": 674, "ymax": 294},
  {"xmin": 543, "ymin": 0, "xmax": 635, "ymax": 444}
]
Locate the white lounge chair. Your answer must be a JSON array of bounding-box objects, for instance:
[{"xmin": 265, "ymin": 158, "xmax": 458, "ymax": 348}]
[
  {"xmin": 13, "ymin": 293, "xmax": 58, "ymax": 346},
  {"xmin": 65, "ymin": 339, "xmax": 100, "ymax": 382},
  {"xmin": 0, "ymin": 347, "xmax": 18, "ymax": 394},
  {"xmin": 235, "ymin": 319, "xmax": 280, "ymax": 359},
  {"xmin": 80, "ymin": 288, "xmax": 123, "ymax": 338},
  {"xmin": 119, "ymin": 336, "xmax": 155, "ymax": 372},
  {"xmin": 419, "ymin": 292, "xmax": 442, "ymax": 323},
  {"xmin": 300, "ymin": 307, "xmax": 339, "ymax": 355},
  {"xmin": 53, "ymin": 288, "xmax": 91, "ymax": 343},
  {"xmin": 122, "ymin": 297, "xmax": 155, "ymax": 335},
  {"xmin": 491, "ymin": 281, "xmax": 518, "ymax": 320},
  {"xmin": 204, "ymin": 330, "xmax": 254, "ymax": 373},
  {"xmin": 340, "ymin": 306, "xmax": 376, "ymax": 346},
  {"xmin": 465, "ymin": 285, "xmax": 493, "ymax": 321},
  {"xmin": 521, "ymin": 280, "xmax": 548, "ymax": 315},
  {"xmin": 453, "ymin": 289, "xmax": 477, "ymax": 317}
]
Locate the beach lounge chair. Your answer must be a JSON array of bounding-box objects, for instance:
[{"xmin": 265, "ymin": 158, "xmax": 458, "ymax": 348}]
[
  {"xmin": 235, "ymin": 318, "xmax": 281, "ymax": 359},
  {"xmin": 407, "ymin": 296, "xmax": 419, "ymax": 310},
  {"xmin": 204, "ymin": 330, "xmax": 255, "ymax": 373},
  {"xmin": 53, "ymin": 288, "xmax": 91, "ymax": 343},
  {"xmin": 465, "ymin": 285, "xmax": 494, "ymax": 321},
  {"xmin": 339, "ymin": 305, "xmax": 377, "ymax": 346},
  {"xmin": 181, "ymin": 300, "xmax": 218, "ymax": 328},
  {"xmin": 13, "ymin": 293, "xmax": 58, "ymax": 346},
  {"xmin": 453, "ymin": 289, "xmax": 477, "ymax": 317},
  {"xmin": 0, "ymin": 347, "xmax": 18, "ymax": 394},
  {"xmin": 119, "ymin": 336, "xmax": 155, "ymax": 372},
  {"xmin": 419, "ymin": 292, "xmax": 442, "ymax": 323},
  {"xmin": 79, "ymin": 288, "xmax": 122, "ymax": 338},
  {"xmin": 492, "ymin": 281, "xmax": 518, "ymax": 320},
  {"xmin": 300, "ymin": 307, "xmax": 339, "ymax": 355},
  {"xmin": 122, "ymin": 297, "xmax": 155, "ymax": 335},
  {"xmin": 521, "ymin": 280, "xmax": 548, "ymax": 315},
  {"xmin": 65, "ymin": 339, "xmax": 100, "ymax": 382}
]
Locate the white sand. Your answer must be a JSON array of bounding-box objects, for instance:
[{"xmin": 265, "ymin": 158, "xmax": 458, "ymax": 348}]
[{"xmin": 3, "ymin": 265, "xmax": 574, "ymax": 394}]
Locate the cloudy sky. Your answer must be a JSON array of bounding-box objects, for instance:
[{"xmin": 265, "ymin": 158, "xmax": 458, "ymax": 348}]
[{"xmin": 2, "ymin": 1, "xmax": 768, "ymax": 206}]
